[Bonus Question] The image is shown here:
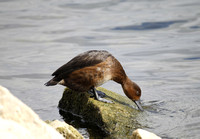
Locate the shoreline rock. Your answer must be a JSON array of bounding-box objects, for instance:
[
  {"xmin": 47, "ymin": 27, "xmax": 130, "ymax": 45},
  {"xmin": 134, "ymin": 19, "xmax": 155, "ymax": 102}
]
[
  {"xmin": 58, "ymin": 87, "xmax": 144, "ymax": 138},
  {"xmin": 46, "ymin": 120, "xmax": 84, "ymax": 139},
  {"xmin": 0, "ymin": 85, "xmax": 161, "ymax": 139},
  {"xmin": 0, "ymin": 86, "xmax": 82, "ymax": 139},
  {"xmin": 132, "ymin": 129, "xmax": 161, "ymax": 139}
]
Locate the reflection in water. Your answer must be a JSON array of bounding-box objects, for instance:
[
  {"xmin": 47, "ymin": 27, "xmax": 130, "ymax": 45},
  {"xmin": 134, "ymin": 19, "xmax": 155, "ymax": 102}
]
[{"xmin": 0, "ymin": 0, "xmax": 200, "ymax": 138}]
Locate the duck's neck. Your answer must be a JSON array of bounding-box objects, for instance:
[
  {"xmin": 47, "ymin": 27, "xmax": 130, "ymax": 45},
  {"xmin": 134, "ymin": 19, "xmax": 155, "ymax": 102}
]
[
  {"xmin": 112, "ymin": 69, "xmax": 127, "ymax": 85},
  {"xmin": 121, "ymin": 77, "xmax": 132, "ymax": 95},
  {"xmin": 121, "ymin": 77, "xmax": 137, "ymax": 99}
]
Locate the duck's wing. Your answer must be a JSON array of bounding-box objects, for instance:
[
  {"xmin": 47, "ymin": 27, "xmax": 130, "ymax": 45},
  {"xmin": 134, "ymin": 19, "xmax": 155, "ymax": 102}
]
[{"xmin": 52, "ymin": 50, "xmax": 111, "ymax": 77}]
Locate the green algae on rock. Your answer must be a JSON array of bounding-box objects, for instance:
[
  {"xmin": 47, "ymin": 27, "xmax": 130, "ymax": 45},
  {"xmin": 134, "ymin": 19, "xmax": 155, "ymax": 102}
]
[
  {"xmin": 58, "ymin": 87, "xmax": 143, "ymax": 138},
  {"xmin": 46, "ymin": 120, "xmax": 84, "ymax": 139}
]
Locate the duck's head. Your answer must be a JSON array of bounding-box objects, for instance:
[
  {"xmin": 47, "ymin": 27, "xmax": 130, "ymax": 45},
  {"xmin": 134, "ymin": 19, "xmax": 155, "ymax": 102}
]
[{"xmin": 122, "ymin": 78, "xmax": 143, "ymax": 111}]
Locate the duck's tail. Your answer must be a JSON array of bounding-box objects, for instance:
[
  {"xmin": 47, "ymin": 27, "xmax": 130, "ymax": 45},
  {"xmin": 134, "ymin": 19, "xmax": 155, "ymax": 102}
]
[{"xmin": 44, "ymin": 78, "xmax": 58, "ymax": 86}]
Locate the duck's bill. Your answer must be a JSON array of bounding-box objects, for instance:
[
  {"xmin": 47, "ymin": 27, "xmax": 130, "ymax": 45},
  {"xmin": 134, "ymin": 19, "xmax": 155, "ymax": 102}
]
[{"xmin": 134, "ymin": 100, "xmax": 144, "ymax": 111}]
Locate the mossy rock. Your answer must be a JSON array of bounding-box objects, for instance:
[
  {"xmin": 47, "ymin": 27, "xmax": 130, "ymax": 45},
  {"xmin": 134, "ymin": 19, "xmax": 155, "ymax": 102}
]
[
  {"xmin": 58, "ymin": 87, "xmax": 143, "ymax": 139},
  {"xmin": 46, "ymin": 120, "xmax": 84, "ymax": 139}
]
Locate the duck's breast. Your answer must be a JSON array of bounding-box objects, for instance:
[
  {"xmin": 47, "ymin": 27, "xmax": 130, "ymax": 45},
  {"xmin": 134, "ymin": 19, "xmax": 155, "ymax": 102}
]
[{"xmin": 94, "ymin": 66, "xmax": 112, "ymax": 87}]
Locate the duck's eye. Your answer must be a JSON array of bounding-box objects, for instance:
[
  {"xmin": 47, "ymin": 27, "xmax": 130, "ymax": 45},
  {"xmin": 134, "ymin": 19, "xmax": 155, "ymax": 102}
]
[{"xmin": 136, "ymin": 91, "xmax": 140, "ymax": 96}]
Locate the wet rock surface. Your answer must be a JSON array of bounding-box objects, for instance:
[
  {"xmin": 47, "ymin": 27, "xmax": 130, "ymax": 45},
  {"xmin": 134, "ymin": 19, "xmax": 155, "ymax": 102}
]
[{"xmin": 58, "ymin": 87, "xmax": 144, "ymax": 138}]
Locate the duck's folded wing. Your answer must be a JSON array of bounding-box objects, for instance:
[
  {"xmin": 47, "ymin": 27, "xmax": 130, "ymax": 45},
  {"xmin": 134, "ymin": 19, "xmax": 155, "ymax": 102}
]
[{"xmin": 52, "ymin": 50, "xmax": 112, "ymax": 76}]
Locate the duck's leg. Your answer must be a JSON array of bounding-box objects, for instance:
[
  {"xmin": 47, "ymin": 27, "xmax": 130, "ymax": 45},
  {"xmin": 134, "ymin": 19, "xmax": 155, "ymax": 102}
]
[
  {"xmin": 96, "ymin": 90, "xmax": 106, "ymax": 97},
  {"xmin": 89, "ymin": 88, "xmax": 113, "ymax": 103},
  {"xmin": 88, "ymin": 88, "xmax": 105, "ymax": 97}
]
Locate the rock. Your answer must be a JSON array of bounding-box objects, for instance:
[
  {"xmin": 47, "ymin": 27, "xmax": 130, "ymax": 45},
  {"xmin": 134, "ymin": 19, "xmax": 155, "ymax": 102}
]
[
  {"xmin": 0, "ymin": 118, "xmax": 33, "ymax": 139},
  {"xmin": 131, "ymin": 129, "xmax": 161, "ymax": 139},
  {"xmin": 58, "ymin": 87, "xmax": 144, "ymax": 138},
  {"xmin": 0, "ymin": 86, "xmax": 64, "ymax": 139},
  {"xmin": 46, "ymin": 120, "xmax": 84, "ymax": 139}
]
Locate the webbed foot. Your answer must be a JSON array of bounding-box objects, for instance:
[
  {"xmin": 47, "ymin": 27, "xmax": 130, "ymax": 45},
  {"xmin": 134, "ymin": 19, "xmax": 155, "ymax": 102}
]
[
  {"xmin": 97, "ymin": 97, "xmax": 113, "ymax": 103},
  {"xmin": 96, "ymin": 90, "xmax": 106, "ymax": 98}
]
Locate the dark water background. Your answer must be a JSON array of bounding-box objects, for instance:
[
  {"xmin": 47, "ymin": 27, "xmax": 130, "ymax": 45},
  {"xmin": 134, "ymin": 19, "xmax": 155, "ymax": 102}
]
[{"xmin": 0, "ymin": 0, "xmax": 200, "ymax": 138}]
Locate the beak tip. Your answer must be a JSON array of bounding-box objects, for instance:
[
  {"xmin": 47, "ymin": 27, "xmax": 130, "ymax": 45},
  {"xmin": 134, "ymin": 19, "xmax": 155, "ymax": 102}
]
[{"xmin": 133, "ymin": 100, "xmax": 144, "ymax": 111}]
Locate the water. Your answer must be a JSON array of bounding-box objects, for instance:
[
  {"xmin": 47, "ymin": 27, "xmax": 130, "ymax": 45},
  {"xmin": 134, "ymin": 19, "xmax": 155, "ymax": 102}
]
[{"xmin": 0, "ymin": 0, "xmax": 200, "ymax": 138}]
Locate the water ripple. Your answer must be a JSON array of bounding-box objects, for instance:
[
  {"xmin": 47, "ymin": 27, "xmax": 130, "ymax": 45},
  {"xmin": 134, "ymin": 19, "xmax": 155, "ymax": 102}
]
[
  {"xmin": 0, "ymin": 73, "xmax": 49, "ymax": 79},
  {"xmin": 0, "ymin": 24, "xmax": 37, "ymax": 30},
  {"xmin": 184, "ymin": 57, "xmax": 200, "ymax": 60},
  {"xmin": 112, "ymin": 20, "xmax": 187, "ymax": 31}
]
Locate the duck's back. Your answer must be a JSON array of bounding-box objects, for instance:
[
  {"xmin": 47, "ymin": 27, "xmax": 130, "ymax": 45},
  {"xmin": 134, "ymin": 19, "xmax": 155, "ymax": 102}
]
[{"xmin": 52, "ymin": 50, "xmax": 112, "ymax": 77}]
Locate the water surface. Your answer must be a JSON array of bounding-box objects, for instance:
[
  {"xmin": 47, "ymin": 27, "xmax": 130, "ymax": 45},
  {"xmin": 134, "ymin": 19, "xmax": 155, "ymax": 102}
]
[{"xmin": 0, "ymin": 0, "xmax": 200, "ymax": 138}]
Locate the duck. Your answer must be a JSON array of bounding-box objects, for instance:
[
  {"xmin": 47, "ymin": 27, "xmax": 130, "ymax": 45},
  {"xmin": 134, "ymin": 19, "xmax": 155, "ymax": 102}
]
[{"xmin": 45, "ymin": 50, "xmax": 143, "ymax": 111}]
